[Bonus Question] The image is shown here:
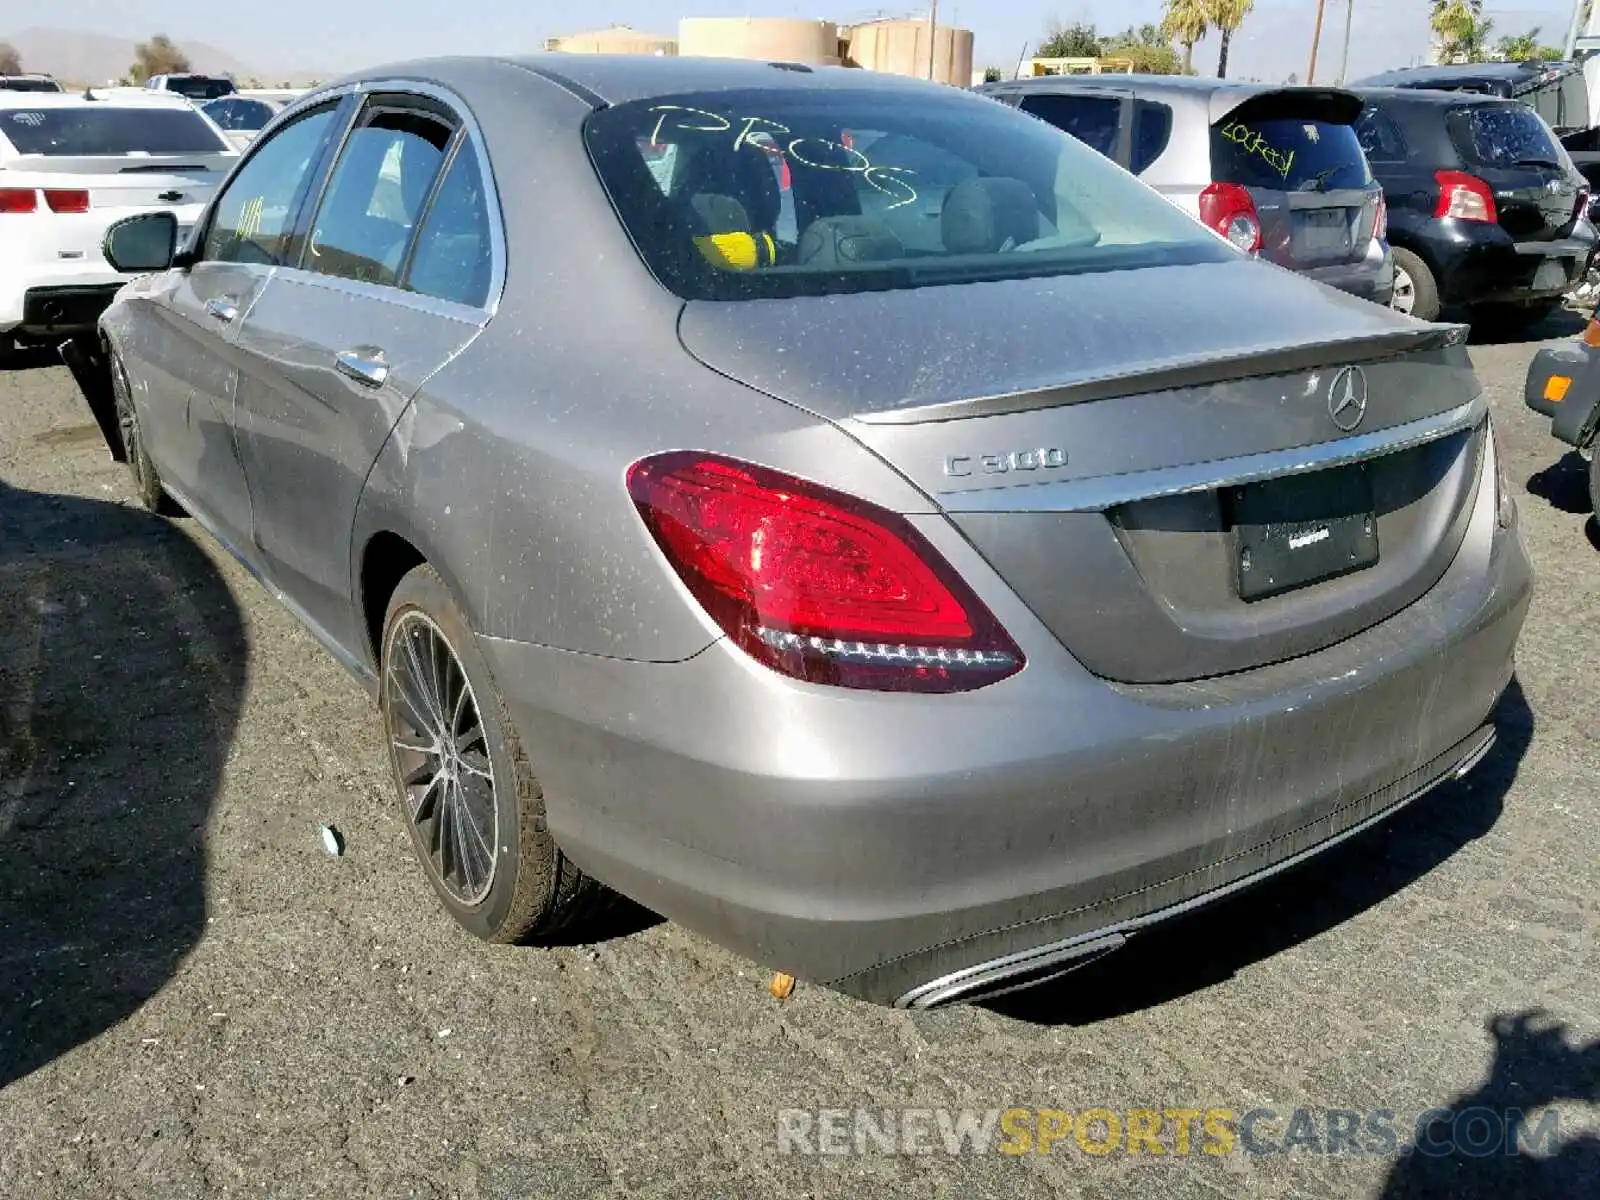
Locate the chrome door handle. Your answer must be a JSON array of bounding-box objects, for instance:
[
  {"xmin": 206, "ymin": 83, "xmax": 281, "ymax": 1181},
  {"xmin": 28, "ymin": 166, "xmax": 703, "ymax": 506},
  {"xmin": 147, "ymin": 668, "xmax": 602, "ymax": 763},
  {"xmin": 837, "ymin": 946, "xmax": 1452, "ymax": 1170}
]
[
  {"xmin": 204, "ymin": 296, "xmax": 240, "ymax": 323},
  {"xmin": 335, "ymin": 346, "xmax": 390, "ymax": 388}
]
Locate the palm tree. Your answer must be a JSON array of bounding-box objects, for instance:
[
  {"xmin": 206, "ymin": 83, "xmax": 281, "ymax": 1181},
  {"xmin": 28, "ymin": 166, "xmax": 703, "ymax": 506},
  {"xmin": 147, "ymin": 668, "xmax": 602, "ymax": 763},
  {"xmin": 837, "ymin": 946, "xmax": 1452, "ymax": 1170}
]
[
  {"xmin": 1161, "ymin": 0, "xmax": 1209, "ymax": 73},
  {"xmin": 1431, "ymin": 1, "xmax": 1494, "ymax": 63},
  {"xmin": 1207, "ymin": 0, "xmax": 1255, "ymax": 79}
]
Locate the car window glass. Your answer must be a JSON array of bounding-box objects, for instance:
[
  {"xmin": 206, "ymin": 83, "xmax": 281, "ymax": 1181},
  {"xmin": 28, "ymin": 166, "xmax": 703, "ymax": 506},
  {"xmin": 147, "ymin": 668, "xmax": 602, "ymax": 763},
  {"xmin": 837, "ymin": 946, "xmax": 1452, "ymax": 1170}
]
[
  {"xmin": 203, "ymin": 104, "xmax": 340, "ymax": 266},
  {"xmin": 1131, "ymin": 100, "xmax": 1173, "ymax": 174},
  {"xmin": 404, "ymin": 142, "xmax": 494, "ymax": 308},
  {"xmin": 1355, "ymin": 109, "xmax": 1406, "ymax": 161},
  {"xmin": 1211, "ymin": 116, "xmax": 1372, "ymax": 192},
  {"xmin": 304, "ymin": 107, "xmax": 452, "ymax": 287},
  {"xmin": 1448, "ymin": 103, "xmax": 1564, "ymax": 167},
  {"xmin": 1018, "ymin": 93, "xmax": 1120, "ymax": 158},
  {"xmin": 584, "ymin": 86, "xmax": 1229, "ymax": 303},
  {"xmin": 0, "ymin": 106, "xmax": 229, "ymax": 155}
]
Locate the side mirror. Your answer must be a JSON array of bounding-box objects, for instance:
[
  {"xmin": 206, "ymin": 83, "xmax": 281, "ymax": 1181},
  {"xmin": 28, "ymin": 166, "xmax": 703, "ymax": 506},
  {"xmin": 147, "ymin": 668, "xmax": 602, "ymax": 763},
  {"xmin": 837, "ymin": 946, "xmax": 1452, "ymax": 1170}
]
[{"xmin": 103, "ymin": 212, "xmax": 178, "ymax": 273}]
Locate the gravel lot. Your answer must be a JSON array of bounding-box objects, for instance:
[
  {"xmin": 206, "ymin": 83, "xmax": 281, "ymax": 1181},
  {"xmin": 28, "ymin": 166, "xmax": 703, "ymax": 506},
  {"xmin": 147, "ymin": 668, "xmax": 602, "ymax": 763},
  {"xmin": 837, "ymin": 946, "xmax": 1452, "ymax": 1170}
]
[{"xmin": 1, "ymin": 325, "xmax": 1597, "ymax": 1200}]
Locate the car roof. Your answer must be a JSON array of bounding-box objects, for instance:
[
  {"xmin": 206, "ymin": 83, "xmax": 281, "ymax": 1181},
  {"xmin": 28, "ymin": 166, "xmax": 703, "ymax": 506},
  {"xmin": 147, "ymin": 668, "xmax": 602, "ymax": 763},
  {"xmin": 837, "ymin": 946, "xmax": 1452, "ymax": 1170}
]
[
  {"xmin": 323, "ymin": 53, "xmax": 965, "ymax": 108},
  {"xmin": 1350, "ymin": 85, "xmax": 1523, "ymax": 108},
  {"xmin": 0, "ymin": 89, "xmax": 200, "ymax": 109},
  {"xmin": 982, "ymin": 73, "xmax": 1296, "ymax": 98},
  {"xmin": 1357, "ymin": 61, "xmax": 1573, "ymax": 86}
]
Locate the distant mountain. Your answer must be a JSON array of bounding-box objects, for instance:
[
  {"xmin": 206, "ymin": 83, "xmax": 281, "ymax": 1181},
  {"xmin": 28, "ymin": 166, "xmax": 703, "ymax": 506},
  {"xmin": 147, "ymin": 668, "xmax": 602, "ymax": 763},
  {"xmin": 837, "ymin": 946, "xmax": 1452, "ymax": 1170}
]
[{"xmin": 1, "ymin": 26, "xmax": 326, "ymax": 87}]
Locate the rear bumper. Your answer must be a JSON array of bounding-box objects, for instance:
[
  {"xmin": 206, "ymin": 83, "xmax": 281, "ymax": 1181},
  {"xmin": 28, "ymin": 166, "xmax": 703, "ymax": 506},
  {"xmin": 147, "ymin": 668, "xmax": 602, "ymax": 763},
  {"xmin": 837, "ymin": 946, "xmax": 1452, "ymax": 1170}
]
[
  {"xmin": 1525, "ymin": 340, "xmax": 1600, "ymax": 448},
  {"xmin": 1299, "ymin": 242, "xmax": 1395, "ymax": 305},
  {"xmin": 13, "ymin": 284, "xmax": 124, "ymax": 337},
  {"xmin": 1420, "ymin": 223, "xmax": 1597, "ymax": 306},
  {"xmin": 481, "ymin": 442, "xmax": 1531, "ymax": 1006}
]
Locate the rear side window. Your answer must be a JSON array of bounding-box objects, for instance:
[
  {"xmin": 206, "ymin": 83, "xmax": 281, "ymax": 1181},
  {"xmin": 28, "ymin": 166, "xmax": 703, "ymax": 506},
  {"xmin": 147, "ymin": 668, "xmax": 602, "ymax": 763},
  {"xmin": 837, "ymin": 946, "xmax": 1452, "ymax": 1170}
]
[
  {"xmin": 204, "ymin": 105, "xmax": 340, "ymax": 266},
  {"xmin": 1018, "ymin": 92, "xmax": 1119, "ymax": 157},
  {"xmin": 305, "ymin": 108, "xmax": 452, "ymax": 287},
  {"xmin": 404, "ymin": 143, "xmax": 495, "ymax": 308},
  {"xmin": 1355, "ymin": 108, "xmax": 1407, "ymax": 162},
  {"xmin": 1131, "ymin": 100, "xmax": 1173, "ymax": 174},
  {"xmin": 1210, "ymin": 116, "xmax": 1372, "ymax": 192},
  {"xmin": 0, "ymin": 106, "xmax": 230, "ymax": 155},
  {"xmin": 584, "ymin": 86, "xmax": 1229, "ymax": 302},
  {"xmin": 1448, "ymin": 103, "xmax": 1564, "ymax": 168},
  {"xmin": 165, "ymin": 77, "xmax": 236, "ymax": 101}
]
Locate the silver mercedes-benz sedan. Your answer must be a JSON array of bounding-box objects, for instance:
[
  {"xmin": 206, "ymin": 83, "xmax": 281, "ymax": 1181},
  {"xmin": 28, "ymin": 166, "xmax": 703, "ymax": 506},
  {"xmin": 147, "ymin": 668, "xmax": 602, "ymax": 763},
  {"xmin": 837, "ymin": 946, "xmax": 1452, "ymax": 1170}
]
[{"xmin": 67, "ymin": 54, "xmax": 1532, "ymax": 1008}]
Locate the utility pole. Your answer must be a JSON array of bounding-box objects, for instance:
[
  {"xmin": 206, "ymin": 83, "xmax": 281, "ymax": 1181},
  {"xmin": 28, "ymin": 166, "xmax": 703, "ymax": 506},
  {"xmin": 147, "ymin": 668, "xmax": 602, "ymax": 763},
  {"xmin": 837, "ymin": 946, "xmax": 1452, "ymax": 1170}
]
[
  {"xmin": 1307, "ymin": 0, "xmax": 1327, "ymax": 84},
  {"xmin": 927, "ymin": 0, "xmax": 939, "ymax": 80},
  {"xmin": 1337, "ymin": 0, "xmax": 1355, "ymax": 83}
]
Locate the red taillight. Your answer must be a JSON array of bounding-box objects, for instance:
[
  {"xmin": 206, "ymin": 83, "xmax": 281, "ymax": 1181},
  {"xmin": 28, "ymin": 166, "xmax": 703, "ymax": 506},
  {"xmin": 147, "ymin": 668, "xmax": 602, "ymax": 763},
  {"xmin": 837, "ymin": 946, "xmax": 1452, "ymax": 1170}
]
[
  {"xmin": 1374, "ymin": 194, "xmax": 1389, "ymax": 241},
  {"xmin": 1434, "ymin": 170, "xmax": 1498, "ymax": 223},
  {"xmin": 1198, "ymin": 182, "xmax": 1263, "ymax": 253},
  {"xmin": 43, "ymin": 188, "xmax": 90, "ymax": 214},
  {"xmin": 0, "ymin": 187, "xmax": 37, "ymax": 213},
  {"xmin": 626, "ymin": 452, "xmax": 1024, "ymax": 692}
]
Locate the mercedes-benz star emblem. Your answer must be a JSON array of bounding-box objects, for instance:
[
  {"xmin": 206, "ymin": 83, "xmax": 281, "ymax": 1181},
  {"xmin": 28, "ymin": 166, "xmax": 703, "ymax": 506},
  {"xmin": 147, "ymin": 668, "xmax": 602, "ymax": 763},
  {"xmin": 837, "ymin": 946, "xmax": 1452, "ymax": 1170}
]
[{"xmin": 1328, "ymin": 365, "xmax": 1369, "ymax": 432}]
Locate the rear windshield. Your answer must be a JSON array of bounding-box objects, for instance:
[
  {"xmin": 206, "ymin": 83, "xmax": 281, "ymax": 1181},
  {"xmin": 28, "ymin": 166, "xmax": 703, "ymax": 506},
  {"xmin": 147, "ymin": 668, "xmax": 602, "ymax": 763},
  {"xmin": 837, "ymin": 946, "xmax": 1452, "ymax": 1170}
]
[
  {"xmin": 1210, "ymin": 116, "xmax": 1372, "ymax": 192},
  {"xmin": 0, "ymin": 106, "xmax": 230, "ymax": 155},
  {"xmin": 1447, "ymin": 104, "xmax": 1565, "ymax": 168},
  {"xmin": 584, "ymin": 87, "xmax": 1230, "ymax": 301},
  {"xmin": 164, "ymin": 77, "xmax": 236, "ymax": 101},
  {"xmin": 0, "ymin": 78, "xmax": 63, "ymax": 93}
]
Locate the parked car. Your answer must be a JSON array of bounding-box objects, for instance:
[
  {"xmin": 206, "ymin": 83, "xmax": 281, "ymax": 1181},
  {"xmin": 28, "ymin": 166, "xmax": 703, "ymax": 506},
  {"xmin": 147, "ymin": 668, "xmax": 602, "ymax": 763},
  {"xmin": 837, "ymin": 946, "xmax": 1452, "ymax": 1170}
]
[
  {"xmin": 202, "ymin": 95, "xmax": 282, "ymax": 149},
  {"xmin": 1524, "ymin": 317, "xmax": 1600, "ymax": 518},
  {"xmin": 1354, "ymin": 61, "xmax": 1590, "ymax": 135},
  {"xmin": 145, "ymin": 73, "xmax": 237, "ymax": 102},
  {"xmin": 0, "ymin": 74, "xmax": 64, "ymax": 93},
  {"xmin": 1350, "ymin": 87, "xmax": 1596, "ymax": 327},
  {"xmin": 0, "ymin": 90, "xmax": 237, "ymax": 358},
  {"xmin": 69, "ymin": 56, "xmax": 1530, "ymax": 1008},
  {"xmin": 975, "ymin": 75, "xmax": 1394, "ymax": 305}
]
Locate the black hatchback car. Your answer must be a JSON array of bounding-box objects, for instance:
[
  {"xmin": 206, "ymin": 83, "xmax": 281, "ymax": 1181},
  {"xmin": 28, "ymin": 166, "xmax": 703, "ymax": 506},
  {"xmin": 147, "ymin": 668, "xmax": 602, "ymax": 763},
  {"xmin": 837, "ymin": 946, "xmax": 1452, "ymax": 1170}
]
[{"xmin": 1350, "ymin": 87, "xmax": 1595, "ymax": 327}]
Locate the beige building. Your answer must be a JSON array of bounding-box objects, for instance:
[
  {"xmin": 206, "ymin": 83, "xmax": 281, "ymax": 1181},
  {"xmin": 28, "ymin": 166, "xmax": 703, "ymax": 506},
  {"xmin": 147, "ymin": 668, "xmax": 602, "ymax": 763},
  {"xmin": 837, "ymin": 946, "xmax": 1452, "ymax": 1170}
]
[
  {"xmin": 677, "ymin": 17, "xmax": 844, "ymax": 67},
  {"xmin": 544, "ymin": 25, "xmax": 678, "ymax": 56},
  {"xmin": 546, "ymin": 15, "xmax": 979, "ymax": 87}
]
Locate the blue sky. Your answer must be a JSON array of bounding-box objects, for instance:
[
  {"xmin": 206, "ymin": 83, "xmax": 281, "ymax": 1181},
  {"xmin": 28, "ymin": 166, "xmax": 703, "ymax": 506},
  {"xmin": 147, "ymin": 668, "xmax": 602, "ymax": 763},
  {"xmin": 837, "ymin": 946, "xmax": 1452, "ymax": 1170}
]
[{"xmin": 5, "ymin": 0, "xmax": 1581, "ymax": 81}]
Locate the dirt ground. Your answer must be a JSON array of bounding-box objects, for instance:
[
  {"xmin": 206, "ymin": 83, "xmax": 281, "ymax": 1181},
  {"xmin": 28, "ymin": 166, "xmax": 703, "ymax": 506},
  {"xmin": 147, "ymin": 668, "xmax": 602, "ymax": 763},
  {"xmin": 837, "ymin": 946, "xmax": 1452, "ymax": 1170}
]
[{"xmin": 1, "ymin": 326, "xmax": 1597, "ymax": 1199}]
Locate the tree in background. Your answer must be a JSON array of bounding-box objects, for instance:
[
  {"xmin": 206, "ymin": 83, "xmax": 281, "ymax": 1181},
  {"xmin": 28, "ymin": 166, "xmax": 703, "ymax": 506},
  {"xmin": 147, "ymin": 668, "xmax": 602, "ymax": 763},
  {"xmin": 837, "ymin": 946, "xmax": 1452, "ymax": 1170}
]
[
  {"xmin": 1493, "ymin": 27, "xmax": 1565, "ymax": 61},
  {"xmin": 1431, "ymin": 1, "xmax": 1495, "ymax": 64},
  {"xmin": 129, "ymin": 34, "xmax": 191, "ymax": 84},
  {"xmin": 1101, "ymin": 24, "xmax": 1187, "ymax": 74},
  {"xmin": 1161, "ymin": 0, "xmax": 1209, "ymax": 73},
  {"xmin": 1037, "ymin": 20, "xmax": 1104, "ymax": 59},
  {"xmin": 0, "ymin": 42, "xmax": 21, "ymax": 75},
  {"xmin": 983, "ymin": 66, "xmax": 1003, "ymax": 82},
  {"xmin": 1207, "ymin": 0, "xmax": 1256, "ymax": 79}
]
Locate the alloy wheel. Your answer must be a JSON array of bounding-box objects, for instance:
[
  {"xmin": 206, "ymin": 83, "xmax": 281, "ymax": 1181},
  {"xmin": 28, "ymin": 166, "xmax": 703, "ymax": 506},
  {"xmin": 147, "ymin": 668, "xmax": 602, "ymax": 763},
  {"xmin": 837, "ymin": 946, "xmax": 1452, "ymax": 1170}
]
[
  {"xmin": 111, "ymin": 357, "xmax": 154, "ymax": 498},
  {"xmin": 1390, "ymin": 264, "xmax": 1416, "ymax": 316},
  {"xmin": 382, "ymin": 611, "xmax": 500, "ymax": 906}
]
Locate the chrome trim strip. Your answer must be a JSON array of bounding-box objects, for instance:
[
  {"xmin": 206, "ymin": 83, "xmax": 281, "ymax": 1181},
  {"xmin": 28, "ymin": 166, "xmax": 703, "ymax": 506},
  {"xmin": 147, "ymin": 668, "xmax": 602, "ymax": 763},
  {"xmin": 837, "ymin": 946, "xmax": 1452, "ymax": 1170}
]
[
  {"xmin": 937, "ymin": 394, "xmax": 1485, "ymax": 514},
  {"xmin": 894, "ymin": 725, "xmax": 1497, "ymax": 1009}
]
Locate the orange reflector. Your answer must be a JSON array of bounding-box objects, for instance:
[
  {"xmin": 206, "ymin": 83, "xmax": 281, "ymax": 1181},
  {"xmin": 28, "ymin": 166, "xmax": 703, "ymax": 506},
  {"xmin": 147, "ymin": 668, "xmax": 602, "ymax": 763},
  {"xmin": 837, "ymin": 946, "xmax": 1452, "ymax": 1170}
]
[
  {"xmin": 1544, "ymin": 375, "xmax": 1572, "ymax": 403},
  {"xmin": 1584, "ymin": 319, "xmax": 1600, "ymax": 347}
]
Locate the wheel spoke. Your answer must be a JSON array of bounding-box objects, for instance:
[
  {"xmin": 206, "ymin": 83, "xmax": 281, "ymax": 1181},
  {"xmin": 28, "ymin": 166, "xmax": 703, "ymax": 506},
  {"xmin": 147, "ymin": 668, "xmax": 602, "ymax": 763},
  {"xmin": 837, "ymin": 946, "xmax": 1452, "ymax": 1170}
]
[
  {"xmin": 400, "ymin": 757, "xmax": 439, "ymax": 788},
  {"xmin": 456, "ymin": 723, "xmax": 486, "ymax": 756},
  {"xmin": 458, "ymin": 752, "xmax": 492, "ymax": 782},
  {"xmin": 413, "ymin": 770, "xmax": 446, "ymax": 823},
  {"xmin": 402, "ymin": 631, "xmax": 447, "ymax": 733}
]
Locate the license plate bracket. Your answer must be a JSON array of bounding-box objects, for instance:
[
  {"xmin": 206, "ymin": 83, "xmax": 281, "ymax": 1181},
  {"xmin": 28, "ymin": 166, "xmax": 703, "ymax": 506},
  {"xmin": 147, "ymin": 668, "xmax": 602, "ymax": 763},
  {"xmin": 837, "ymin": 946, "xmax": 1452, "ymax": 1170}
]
[
  {"xmin": 1294, "ymin": 209, "xmax": 1352, "ymax": 258},
  {"xmin": 1231, "ymin": 467, "xmax": 1380, "ymax": 601}
]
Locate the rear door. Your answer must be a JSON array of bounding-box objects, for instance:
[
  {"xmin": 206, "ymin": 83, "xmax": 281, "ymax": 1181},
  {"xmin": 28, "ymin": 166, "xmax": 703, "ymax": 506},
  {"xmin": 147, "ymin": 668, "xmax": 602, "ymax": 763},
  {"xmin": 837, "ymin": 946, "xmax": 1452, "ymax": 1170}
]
[
  {"xmin": 1015, "ymin": 88, "xmax": 1134, "ymax": 168},
  {"xmin": 1447, "ymin": 101, "xmax": 1585, "ymax": 246},
  {"xmin": 1209, "ymin": 90, "xmax": 1382, "ymax": 275},
  {"xmin": 230, "ymin": 91, "xmax": 494, "ymax": 650}
]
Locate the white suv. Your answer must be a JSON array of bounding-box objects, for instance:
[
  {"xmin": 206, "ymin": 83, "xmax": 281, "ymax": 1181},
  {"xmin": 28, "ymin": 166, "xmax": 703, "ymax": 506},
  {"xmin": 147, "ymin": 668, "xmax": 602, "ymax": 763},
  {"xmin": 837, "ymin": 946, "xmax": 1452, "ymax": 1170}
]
[{"xmin": 0, "ymin": 90, "xmax": 237, "ymax": 355}]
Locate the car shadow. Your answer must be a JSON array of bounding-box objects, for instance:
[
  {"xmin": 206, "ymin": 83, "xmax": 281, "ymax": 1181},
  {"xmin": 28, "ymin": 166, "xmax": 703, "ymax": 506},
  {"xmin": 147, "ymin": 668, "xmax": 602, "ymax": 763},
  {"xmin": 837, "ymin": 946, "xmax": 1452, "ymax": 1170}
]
[
  {"xmin": 1379, "ymin": 1009, "xmax": 1600, "ymax": 1199},
  {"xmin": 0, "ymin": 476, "xmax": 245, "ymax": 1091},
  {"xmin": 1526, "ymin": 451, "xmax": 1593, "ymax": 516},
  {"xmin": 986, "ymin": 679, "xmax": 1533, "ymax": 1027},
  {"xmin": 0, "ymin": 344, "xmax": 63, "ymax": 373},
  {"xmin": 1462, "ymin": 307, "xmax": 1588, "ymax": 346}
]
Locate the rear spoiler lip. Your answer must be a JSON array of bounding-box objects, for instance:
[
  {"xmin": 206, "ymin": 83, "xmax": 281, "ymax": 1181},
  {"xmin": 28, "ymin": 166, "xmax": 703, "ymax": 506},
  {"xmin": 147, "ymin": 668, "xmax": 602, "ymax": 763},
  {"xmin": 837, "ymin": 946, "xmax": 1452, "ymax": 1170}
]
[{"xmin": 851, "ymin": 322, "xmax": 1472, "ymax": 426}]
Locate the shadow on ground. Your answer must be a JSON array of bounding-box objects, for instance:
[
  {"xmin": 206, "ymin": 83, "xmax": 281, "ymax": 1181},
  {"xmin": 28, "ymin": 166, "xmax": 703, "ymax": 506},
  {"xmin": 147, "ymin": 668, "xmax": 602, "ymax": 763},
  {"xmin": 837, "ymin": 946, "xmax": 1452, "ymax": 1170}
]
[
  {"xmin": 988, "ymin": 679, "xmax": 1534, "ymax": 1027},
  {"xmin": 1380, "ymin": 1009, "xmax": 1600, "ymax": 1199},
  {"xmin": 0, "ymin": 476, "xmax": 245, "ymax": 1090},
  {"xmin": 1527, "ymin": 451, "xmax": 1594, "ymax": 517},
  {"xmin": 0, "ymin": 345, "xmax": 63, "ymax": 373},
  {"xmin": 1463, "ymin": 307, "xmax": 1588, "ymax": 346}
]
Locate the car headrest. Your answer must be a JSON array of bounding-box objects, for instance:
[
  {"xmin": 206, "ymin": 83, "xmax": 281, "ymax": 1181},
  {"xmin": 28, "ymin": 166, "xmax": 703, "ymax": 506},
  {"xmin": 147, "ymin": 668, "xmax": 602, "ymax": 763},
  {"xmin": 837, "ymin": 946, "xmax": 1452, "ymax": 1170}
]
[
  {"xmin": 798, "ymin": 215, "xmax": 904, "ymax": 267},
  {"xmin": 941, "ymin": 177, "xmax": 1040, "ymax": 255}
]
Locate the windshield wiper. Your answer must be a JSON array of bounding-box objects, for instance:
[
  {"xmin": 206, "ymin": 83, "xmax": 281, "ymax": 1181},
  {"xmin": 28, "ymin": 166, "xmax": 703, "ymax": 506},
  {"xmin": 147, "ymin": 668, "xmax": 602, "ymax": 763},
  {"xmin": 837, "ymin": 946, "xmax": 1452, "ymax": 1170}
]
[
  {"xmin": 1513, "ymin": 157, "xmax": 1563, "ymax": 168},
  {"xmin": 1298, "ymin": 165, "xmax": 1347, "ymax": 193}
]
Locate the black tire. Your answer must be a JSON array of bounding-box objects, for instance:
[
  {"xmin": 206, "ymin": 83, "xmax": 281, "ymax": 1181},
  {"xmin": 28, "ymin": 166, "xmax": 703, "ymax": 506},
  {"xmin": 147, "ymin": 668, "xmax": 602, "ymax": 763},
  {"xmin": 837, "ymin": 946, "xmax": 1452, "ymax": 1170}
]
[
  {"xmin": 109, "ymin": 348, "xmax": 179, "ymax": 515},
  {"xmin": 1470, "ymin": 300, "xmax": 1561, "ymax": 336},
  {"xmin": 379, "ymin": 564, "xmax": 609, "ymax": 943},
  {"xmin": 1390, "ymin": 248, "xmax": 1442, "ymax": 322}
]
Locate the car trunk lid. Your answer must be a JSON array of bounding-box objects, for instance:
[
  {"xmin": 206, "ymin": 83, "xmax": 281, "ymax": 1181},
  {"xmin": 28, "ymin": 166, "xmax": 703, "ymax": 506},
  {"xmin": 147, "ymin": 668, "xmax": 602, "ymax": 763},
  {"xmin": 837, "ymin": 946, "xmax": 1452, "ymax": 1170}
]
[
  {"xmin": 679, "ymin": 260, "xmax": 1486, "ymax": 683},
  {"xmin": 1447, "ymin": 101, "xmax": 1586, "ymax": 241}
]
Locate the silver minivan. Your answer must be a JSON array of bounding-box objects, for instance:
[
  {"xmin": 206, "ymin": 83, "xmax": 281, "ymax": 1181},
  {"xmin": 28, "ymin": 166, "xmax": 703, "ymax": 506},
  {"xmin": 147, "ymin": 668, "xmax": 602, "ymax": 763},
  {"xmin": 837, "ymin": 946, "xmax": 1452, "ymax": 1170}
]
[{"xmin": 979, "ymin": 75, "xmax": 1396, "ymax": 305}]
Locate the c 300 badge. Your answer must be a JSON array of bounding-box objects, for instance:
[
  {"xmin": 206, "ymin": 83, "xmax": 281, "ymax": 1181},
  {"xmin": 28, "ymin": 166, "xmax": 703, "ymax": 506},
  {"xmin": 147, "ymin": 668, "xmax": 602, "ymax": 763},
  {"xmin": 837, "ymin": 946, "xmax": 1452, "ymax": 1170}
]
[{"xmin": 944, "ymin": 448, "xmax": 1068, "ymax": 478}]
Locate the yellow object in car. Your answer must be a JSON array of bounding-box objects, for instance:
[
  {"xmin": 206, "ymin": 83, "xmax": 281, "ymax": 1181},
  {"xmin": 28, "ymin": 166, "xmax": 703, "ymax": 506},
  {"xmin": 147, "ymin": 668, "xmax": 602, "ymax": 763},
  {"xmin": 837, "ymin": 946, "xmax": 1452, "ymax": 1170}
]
[{"xmin": 694, "ymin": 231, "xmax": 777, "ymax": 271}]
